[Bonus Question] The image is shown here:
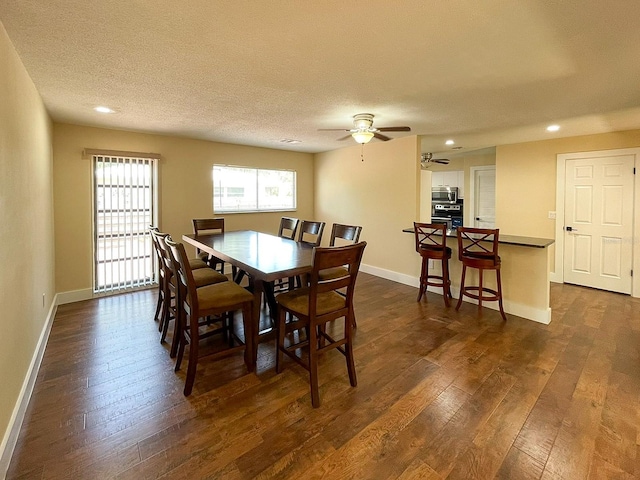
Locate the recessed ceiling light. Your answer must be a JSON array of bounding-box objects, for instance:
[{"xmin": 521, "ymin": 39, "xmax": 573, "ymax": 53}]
[
  {"xmin": 445, "ymin": 139, "xmax": 455, "ymax": 145},
  {"xmin": 546, "ymin": 124, "xmax": 560, "ymax": 132},
  {"xmin": 94, "ymin": 106, "xmax": 115, "ymax": 114}
]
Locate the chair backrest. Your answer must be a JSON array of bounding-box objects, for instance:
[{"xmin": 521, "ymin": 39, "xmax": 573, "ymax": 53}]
[
  {"xmin": 165, "ymin": 237, "xmax": 199, "ymax": 315},
  {"xmin": 456, "ymin": 227, "xmax": 499, "ymax": 260},
  {"xmin": 192, "ymin": 218, "xmax": 225, "ymax": 256},
  {"xmin": 278, "ymin": 217, "xmax": 299, "ymax": 240},
  {"xmin": 329, "ymin": 223, "xmax": 362, "ymax": 246},
  {"xmin": 149, "ymin": 226, "xmax": 162, "ymax": 266},
  {"xmin": 307, "ymin": 241, "xmax": 367, "ymax": 316},
  {"xmin": 413, "ymin": 222, "xmax": 447, "ymax": 252},
  {"xmin": 192, "ymin": 218, "xmax": 225, "ymax": 235},
  {"xmin": 297, "ymin": 220, "xmax": 325, "ymax": 247},
  {"xmin": 153, "ymin": 230, "xmax": 176, "ymax": 282}
]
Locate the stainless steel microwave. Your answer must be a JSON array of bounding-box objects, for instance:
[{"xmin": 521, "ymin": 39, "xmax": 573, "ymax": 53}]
[{"xmin": 432, "ymin": 186, "xmax": 458, "ymax": 204}]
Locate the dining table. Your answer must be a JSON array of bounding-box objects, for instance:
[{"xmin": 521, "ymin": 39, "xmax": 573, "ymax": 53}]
[{"xmin": 182, "ymin": 230, "xmax": 315, "ymax": 370}]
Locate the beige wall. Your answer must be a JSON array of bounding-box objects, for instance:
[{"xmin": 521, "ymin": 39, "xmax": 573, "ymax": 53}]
[
  {"xmin": 496, "ymin": 130, "xmax": 640, "ymax": 276},
  {"xmin": 0, "ymin": 24, "xmax": 54, "ymax": 458},
  {"xmin": 53, "ymin": 124, "xmax": 314, "ymax": 294},
  {"xmin": 315, "ymin": 136, "xmax": 422, "ymax": 278},
  {"xmin": 496, "ymin": 130, "xmax": 640, "ymax": 237}
]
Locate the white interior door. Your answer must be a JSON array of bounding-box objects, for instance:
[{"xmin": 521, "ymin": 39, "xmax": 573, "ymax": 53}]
[
  {"xmin": 472, "ymin": 166, "xmax": 496, "ymax": 228},
  {"xmin": 563, "ymin": 155, "xmax": 634, "ymax": 293}
]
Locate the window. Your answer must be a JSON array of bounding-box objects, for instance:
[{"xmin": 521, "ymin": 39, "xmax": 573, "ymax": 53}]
[
  {"xmin": 213, "ymin": 165, "xmax": 296, "ymax": 213},
  {"xmin": 92, "ymin": 154, "xmax": 158, "ymax": 293}
]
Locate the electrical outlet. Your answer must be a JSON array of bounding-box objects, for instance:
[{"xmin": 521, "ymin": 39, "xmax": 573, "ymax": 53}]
[{"xmin": 548, "ymin": 211, "xmax": 556, "ymax": 219}]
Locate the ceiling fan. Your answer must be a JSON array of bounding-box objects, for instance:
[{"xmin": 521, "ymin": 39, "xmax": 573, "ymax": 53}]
[
  {"xmin": 319, "ymin": 113, "xmax": 411, "ymax": 144},
  {"xmin": 420, "ymin": 152, "xmax": 450, "ymax": 168}
]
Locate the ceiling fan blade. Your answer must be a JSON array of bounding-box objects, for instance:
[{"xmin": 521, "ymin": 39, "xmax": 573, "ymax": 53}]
[
  {"xmin": 336, "ymin": 134, "xmax": 352, "ymax": 141},
  {"xmin": 318, "ymin": 128, "xmax": 351, "ymax": 132},
  {"xmin": 434, "ymin": 159, "xmax": 450, "ymax": 164},
  {"xmin": 376, "ymin": 126, "xmax": 411, "ymax": 132},
  {"xmin": 373, "ymin": 132, "xmax": 391, "ymax": 141}
]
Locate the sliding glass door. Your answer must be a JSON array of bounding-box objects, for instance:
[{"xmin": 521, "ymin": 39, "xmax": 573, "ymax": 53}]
[{"xmin": 92, "ymin": 155, "xmax": 158, "ymax": 293}]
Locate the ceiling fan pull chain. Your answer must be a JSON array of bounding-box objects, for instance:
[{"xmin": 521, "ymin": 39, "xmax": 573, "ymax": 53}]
[{"xmin": 361, "ymin": 143, "xmax": 365, "ymax": 161}]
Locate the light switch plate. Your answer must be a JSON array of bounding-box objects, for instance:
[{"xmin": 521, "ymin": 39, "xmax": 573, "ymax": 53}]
[{"xmin": 548, "ymin": 211, "xmax": 556, "ymax": 219}]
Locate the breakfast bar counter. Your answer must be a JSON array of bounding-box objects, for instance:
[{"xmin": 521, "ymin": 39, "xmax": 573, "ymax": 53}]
[{"xmin": 404, "ymin": 227, "xmax": 555, "ymax": 324}]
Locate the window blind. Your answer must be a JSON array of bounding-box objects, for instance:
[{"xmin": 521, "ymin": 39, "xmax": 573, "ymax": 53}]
[{"xmin": 93, "ymin": 155, "xmax": 157, "ymax": 293}]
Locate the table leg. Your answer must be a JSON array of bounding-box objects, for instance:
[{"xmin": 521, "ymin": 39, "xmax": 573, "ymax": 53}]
[{"xmin": 250, "ymin": 278, "xmax": 265, "ymax": 370}]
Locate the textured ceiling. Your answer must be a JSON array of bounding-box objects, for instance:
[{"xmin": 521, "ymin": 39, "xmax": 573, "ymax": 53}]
[{"xmin": 2, "ymin": 0, "xmax": 640, "ymax": 155}]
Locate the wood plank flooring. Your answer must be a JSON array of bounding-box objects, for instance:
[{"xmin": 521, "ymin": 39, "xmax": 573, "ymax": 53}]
[{"xmin": 6, "ymin": 274, "xmax": 640, "ymax": 479}]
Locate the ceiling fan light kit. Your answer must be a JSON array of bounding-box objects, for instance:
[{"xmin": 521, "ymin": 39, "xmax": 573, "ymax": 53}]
[{"xmin": 352, "ymin": 131, "xmax": 374, "ymax": 144}]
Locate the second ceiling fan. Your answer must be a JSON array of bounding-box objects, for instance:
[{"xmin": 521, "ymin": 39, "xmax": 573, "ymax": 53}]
[
  {"xmin": 420, "ymin": 152, "xmax": 450, "ymax": 168},
  {"xmin": 319, "ymin": 113, "xmax": 411, "ymax": 144}
]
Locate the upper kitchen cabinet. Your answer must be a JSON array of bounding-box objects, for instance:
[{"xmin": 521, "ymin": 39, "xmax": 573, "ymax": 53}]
[{"xmin": 432, "ymin": 170, "xmax": 464, "ymax": 198}]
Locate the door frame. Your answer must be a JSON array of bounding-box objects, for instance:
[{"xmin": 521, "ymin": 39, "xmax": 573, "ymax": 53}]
[
  {"xmin": 468, "ymin": 165, "xmax": 496, "ymax": 227},
  {"xmin": 553, "ymin": 147, "xmax": 640, "ymax": 297}
]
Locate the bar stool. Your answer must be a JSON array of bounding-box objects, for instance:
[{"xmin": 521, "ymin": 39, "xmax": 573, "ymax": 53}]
[
  {"xmin": 455, "ymin": 227, "xmax": 507, "ymax": 321},
  {"xmin": 413, "ymin": 222, "xmax": 453, "ymax": 306}
]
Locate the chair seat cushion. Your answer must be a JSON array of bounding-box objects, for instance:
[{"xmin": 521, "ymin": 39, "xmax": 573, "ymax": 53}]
[
  {"xmin": 197, "ymin": 281, "xmax": 254, "ymax": 310},
  {"xmin": 277, "ymin": 288, "xmax": 346, "ymax": 316},
  {"xmin": 318, "ymin": 266, "xmax": 348, "ymax": 281},
  {"xmin": 461, "ymin": 253, "xmax": 501, "ymax": 268},
  {"xmin": 418, "ymin": 245, "xmax": 452, "ymax": 259},
  {"xmin": 192, "ymin": 268, "xmax": 228, "ymax": 287},
  {"xmin": 189, "ymin": 258, "xmax": 209, "ymax": 270}
]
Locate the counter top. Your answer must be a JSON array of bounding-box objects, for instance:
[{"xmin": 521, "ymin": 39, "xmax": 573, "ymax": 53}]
[{"xmin": 402, "ymin": 227, "xmax": 554, "ymax": 248}]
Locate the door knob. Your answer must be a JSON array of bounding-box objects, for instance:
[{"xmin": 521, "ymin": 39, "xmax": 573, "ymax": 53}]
[{"xmin": 565, "ymin": 226, "xmax": 577, "ymax": 231}]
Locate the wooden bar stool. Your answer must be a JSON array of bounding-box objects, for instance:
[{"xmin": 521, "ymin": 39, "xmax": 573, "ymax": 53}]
[
  {"xmin": 455, "ymin": 227, "xmax": 507, "ymax": 321},
  {"xmin": 413, "ymin": 222, "xmax": 453, "ymax": 306}
]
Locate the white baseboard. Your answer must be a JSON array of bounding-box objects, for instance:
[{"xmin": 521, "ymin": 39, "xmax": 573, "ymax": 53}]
[
  {"xmin": 361, "ymin": 264, "xmax": 552, "ymax": 325},
  {"xmin": 0, "ymin": 295, "xmax": 58, "ymax": 480},
  {"xmin": 56, "ymin": 288, "xmax": 93, "ymax": 305},
  {"xmin": 549, "ymin": 270, "xmax": 563, "ymax": 284},
  {"xmin": 360, "ymin": 263, "xmax": 420, "ymax": 288}
]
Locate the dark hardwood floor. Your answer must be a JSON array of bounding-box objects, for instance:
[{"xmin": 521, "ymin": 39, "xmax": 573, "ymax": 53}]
[{"xmin": 7, "ymin": 274, "xmax": 640, "ymax": 479}]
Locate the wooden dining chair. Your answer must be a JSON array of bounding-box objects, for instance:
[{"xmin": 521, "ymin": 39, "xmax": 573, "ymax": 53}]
[
  {"xmin": 329, "ymin": 223, "xmax": 362, "ymax": 246},
  {"xmin": 166, "ymin": 237, "xmax": 254, "ymax": 396},
  {"xmin": 318, "ymin": 223, "xmax": 363, "ymax": 327},
  {"xmin": 297, "ymin": 220, "xmax": 325, "ymax": 247},
  {"xmin": 285, "ymin": 220, "xmax": 327, "ymax": 290},
  {"xmin": 150, "ymin": 226, "xmax": 208, "ymax": 326},
  {"xmin": 192, "ymin": 218, "xmax": 227, "ymax": 274},
  {"xmin": 318, "ymin": 223, "xmax": 362, "ymax": 280},
  {"xmin": 267, "ymin": 217, "xmax": 306, "ymax": 299},
  {"xmin": 456, "ymin": 227, "xmax": 507, "ymax": 321},
  {"xmin": 278, "ymin": 216, "xmax": 299, "ymax": 240},
  {"xmin": 276, "ymin": 241, "xmax": 367, "ymax": 407},
  {"xmin": 149, "ymin": 226, "xmax": 166, "ymax": 324},
  {"xmin": 154, "ymin": 231, "xmax": 229, "ymax": 353}
]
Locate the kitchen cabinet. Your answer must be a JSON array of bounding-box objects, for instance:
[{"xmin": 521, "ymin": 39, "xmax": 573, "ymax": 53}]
[{"xmin": 432, "ymin": 170, "xmax": 464, "ymax": 198}]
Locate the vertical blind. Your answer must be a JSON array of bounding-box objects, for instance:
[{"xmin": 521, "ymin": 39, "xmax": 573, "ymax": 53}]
[{"xmin": 93, "ymin": 155, "xmax": 156, "ymax": 293}]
